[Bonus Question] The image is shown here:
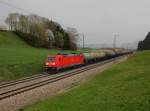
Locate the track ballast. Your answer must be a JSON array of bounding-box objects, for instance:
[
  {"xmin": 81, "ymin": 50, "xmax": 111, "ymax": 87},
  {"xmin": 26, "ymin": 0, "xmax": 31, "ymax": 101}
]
[{"xmin": 0, "ymin": 55, "xmax": 129, "ymax": 101}]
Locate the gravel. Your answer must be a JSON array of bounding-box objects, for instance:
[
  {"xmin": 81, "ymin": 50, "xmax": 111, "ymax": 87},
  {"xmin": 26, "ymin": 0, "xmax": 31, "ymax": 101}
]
[{"xmin": 0, "ymin": 55, "xmax": 129, "ymax": 111}]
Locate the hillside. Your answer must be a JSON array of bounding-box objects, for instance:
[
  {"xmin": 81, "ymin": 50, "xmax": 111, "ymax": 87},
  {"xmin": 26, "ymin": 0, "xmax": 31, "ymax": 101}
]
[
  {"xmin": 0, "ymin": 31, "xmax": 59, "ymax": 80},
  {"xmin": 22, "ymin": 51, "xmax": 150, "ymax": 111},
  {"xmin": 6, "ymin": 13, "xmax": 78, "ymax": 50}
]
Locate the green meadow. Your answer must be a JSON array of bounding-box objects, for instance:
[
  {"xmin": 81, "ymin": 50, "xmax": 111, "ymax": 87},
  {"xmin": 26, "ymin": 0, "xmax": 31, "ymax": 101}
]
[
  {"xmin": 0, "ymin": 31, "xmax": 78, "ymax": 80},
  {"xmin": 21, "ymin": 51, "xmax": 150, "ymax": 111}
]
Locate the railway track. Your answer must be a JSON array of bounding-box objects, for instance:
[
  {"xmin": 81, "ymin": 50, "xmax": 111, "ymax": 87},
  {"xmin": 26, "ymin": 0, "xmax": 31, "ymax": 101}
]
[
  {"xmin": 0, "ymin": 74, "xmax": 49, "ymax": 89},
  {"xmin": 0, "ymin": 55, "xmax": 128, "ymax": 101}
]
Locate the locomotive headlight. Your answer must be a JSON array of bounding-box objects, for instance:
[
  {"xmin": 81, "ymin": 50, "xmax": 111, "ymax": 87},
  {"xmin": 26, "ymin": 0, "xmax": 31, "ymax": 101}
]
[
  {"xmin": 52, "ymin": 62, "xmax": 56, "ymax": 65},
  {"xmin": 46, "ymin": 62, "xmax": 49, "ymax": 65}
]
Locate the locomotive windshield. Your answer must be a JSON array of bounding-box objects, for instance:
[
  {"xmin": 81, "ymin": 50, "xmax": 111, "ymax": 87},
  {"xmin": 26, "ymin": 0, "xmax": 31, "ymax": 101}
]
[{"xmin": 48, "ymin": 57, "xmax": 55, "ymax": 62}]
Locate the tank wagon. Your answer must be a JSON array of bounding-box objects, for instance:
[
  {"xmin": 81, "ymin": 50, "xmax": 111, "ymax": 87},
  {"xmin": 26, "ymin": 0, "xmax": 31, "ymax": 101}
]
[
  {"xmin": 44, "ymin": 49, "xmax": 131, "ymax": 72},
  {"xmin": 83, "ymin": 50, "xmax": 106, "ymax": 63}
]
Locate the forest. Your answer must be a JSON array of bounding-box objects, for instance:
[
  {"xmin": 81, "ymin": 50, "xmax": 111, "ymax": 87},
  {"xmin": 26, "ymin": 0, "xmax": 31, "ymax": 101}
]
[{"xmin": 5, "ymin": 13, "xmax": 78, "ymax": 50}]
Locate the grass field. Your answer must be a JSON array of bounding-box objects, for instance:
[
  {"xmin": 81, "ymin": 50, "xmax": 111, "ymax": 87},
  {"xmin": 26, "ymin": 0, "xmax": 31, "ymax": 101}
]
[
  {"xmin": 21, "ymin": 51, "xmax": 150, "ymax": 111},
  {"xmin": 0, "ymin": 31, "xmax": 78, "ymax": 80}
]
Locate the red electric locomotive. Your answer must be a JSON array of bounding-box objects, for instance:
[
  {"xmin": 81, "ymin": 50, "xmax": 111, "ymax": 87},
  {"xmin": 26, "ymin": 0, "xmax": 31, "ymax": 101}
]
[{"xmin": 44, "ymin": 53, "xmax": 84, "ymax": 71}]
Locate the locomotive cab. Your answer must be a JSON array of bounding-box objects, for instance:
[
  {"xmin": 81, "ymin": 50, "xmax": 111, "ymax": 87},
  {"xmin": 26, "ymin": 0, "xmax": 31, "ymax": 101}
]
[
  {"xmin": 46, "ymin": 56, "xmax": 56, "ymax": 65},
  {"xmin": 45, "ymin": 56, "xmax": 62, "ymax": 71}
]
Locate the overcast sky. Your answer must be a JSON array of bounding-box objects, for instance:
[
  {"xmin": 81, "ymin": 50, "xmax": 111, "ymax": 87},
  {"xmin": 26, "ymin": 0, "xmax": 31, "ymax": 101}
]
[{"xmin": 0, "ymin": 0, "xmax": 150, "ymax": 45}]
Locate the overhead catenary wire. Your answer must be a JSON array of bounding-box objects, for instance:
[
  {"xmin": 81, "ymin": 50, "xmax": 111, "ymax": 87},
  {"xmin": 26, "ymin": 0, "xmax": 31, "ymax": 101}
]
[
  {"xmin": 0, "ymin": 0, "xmax": 57, "ymax": 23},
  {"xmin": 0, "ymin": 0, "xmax": 69, "ymax": 30},
  {"xmin": 0, "ymin": 0, "xmax": 34, "ymax": 14}
]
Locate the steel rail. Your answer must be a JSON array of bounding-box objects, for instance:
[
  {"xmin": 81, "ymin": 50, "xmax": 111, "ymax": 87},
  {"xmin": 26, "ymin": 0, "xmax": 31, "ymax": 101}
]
[
  {"xmin": 0, "ymin": 74, "xmax": 49, "ymax": 89},
  {"xmin": 0, "ymin": 55, "xmax": 128, "ymax": 101}
]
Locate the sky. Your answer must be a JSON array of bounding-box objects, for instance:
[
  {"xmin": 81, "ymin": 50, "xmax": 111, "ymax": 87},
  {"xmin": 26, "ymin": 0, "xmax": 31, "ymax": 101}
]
[{"xmin": 0, "ymin": 0, "xmax": 150, "ymax": 46}]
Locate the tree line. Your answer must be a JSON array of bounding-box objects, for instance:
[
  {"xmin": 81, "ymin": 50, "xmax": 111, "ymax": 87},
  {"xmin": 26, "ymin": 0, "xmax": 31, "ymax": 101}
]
[
  {"xmin": 138, "ymin": 32, "xmax": 150, "ymax": 50},
  {"xmin": 5, "ymin": 13, "xmax": 78, "ymax": 50}
]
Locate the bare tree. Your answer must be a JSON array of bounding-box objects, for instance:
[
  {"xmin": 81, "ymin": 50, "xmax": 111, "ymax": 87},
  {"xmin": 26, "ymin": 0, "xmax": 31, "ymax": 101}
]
[
  {"xmin": 66, "ymin": 27, "xmax": 79, "ymax": 50},
  {"xmin": 5, "ymin": 13, "xmax": 20, "ymax": 31},
  {"xmin": 19, "ymin": 15, "xmax": 28, "ymax": 33},
  {"xmin": 45, "ymin": 29, "xmax": 55, "ymax": 48}
]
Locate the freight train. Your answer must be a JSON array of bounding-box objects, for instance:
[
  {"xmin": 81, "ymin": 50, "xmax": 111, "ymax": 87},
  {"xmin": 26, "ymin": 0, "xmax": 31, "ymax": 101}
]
[{"xmin": 44, "ymin": 49, "xmax": 131, "ymax": 72}]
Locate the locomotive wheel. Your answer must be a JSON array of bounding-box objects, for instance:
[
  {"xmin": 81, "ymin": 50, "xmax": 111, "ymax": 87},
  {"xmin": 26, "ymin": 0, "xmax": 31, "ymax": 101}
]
[{"xmin": 43, "ymin": 67, "xmax": 48, "ymax": 72}]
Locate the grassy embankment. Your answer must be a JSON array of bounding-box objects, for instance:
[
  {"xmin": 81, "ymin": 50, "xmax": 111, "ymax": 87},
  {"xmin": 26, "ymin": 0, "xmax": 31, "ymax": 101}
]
[
  {"xmin": 21, "ymin": 51, "xmax": 150, "ymax": 111},
  {"xmin": 0, "ymin": 31, "xmax": 78, "ymax": 80}
]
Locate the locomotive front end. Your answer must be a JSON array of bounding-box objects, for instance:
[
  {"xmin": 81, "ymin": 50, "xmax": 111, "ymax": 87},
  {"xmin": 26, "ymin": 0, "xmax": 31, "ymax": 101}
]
[{"xmin": 44, "ymin": 56, "xmax": 57, "ymax": 71}]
